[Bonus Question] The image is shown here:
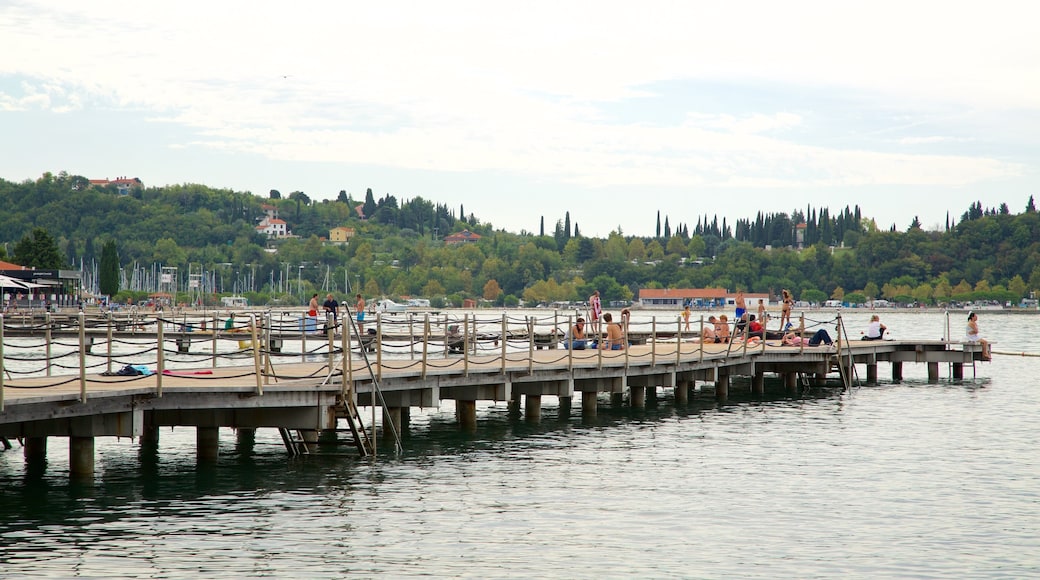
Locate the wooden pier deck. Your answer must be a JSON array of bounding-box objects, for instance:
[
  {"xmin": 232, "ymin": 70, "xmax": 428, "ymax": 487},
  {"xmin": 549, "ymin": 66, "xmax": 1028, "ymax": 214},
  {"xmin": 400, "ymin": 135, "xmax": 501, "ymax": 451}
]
[{"xmin": 0, "ymin": 310, "xmax": 990, "ymax": 478}]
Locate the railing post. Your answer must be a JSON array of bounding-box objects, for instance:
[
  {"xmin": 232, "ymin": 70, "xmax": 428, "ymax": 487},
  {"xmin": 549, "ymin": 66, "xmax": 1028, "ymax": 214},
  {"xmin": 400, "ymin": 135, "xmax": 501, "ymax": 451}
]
[
  {"xmin": 155, "ymin": 313, "xmax": 164, "ymax": 398},
  {"xmin": 301, "ymin": 312, "xmax": 307, "ymax": 364},
  {"xmin": 212, "ymin": 313, "xmax": 218, "ymax": 368},
  {"xmin": 699, "ymin": 315, "xmax": 704, "ymax": 362},
  {"xmin": 463, "ymin": 313, "xmax": 470, "ymax": 377},
  {"xmin": 346, "ymin": 311, "xmax": 354, "ymax": 386},
  {"xmin": 651, "ymin": 317, "xmax": 657, "ymax": 366},
  {"xmin": 597, "ymin": 315, "xmax": 603, "ymax": 370},
  {"xmin": 501, "ymin": 313, "xmax": 507, "ymax": 374},
  {"xmin": 250, "ymin": 314, "xmax": 263, "ymax": 395},
  {"xmin": 443, "ymin": 318, "xmax": 450, "ymax": 359},
  {"xmin": 376, "ymin": 313, "xmax": 383, "ymax": 382},
  {"xmin": 345, "ymin": 315, "xmax": 353, "ymax": 397},
  {"xmin": 106, "ymin": 312, "xmax": 114, "ymax": 375},
  {"xmin": 676, "ymin": 317, "xmax": 682, "ymax": 365},
  {"xmin": 422, "ymin": 314, "xmax": 429, "ymax": 379},
  {"xmin": 409, "ymin": 313, "xmax": 415, "ymax": 361},
  {"xmin": 0, "ymin": 314, "xmax": 5, "ymax": 412},
  {"xmin": 528, "ymin": 316, "xmax": 534, "ymax": 374},
  {"xmin": 45, "ymin": 312, "xmax": 52, "ymax": 377},
  {"xmin": 327, "ymin": 313, "xmax": 335, "ymax": 368},
  {"xmin": 799, "ymin": 314, "xmax": 805, "ymax": 353},
  {"xmin": 567, "ymin": 314, "xmax": 573, "ymax": 372}
]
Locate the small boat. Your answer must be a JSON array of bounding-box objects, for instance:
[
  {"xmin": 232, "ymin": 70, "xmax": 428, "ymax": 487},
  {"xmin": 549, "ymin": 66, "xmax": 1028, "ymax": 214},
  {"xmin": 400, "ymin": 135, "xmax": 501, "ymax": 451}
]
[
  {"xmin": 407, "ymin": 298, "xmax": 431, "ymax": 308},
  {"xmin": 373, "ymin": 298, "xmax": 408, "ymax": 314}
]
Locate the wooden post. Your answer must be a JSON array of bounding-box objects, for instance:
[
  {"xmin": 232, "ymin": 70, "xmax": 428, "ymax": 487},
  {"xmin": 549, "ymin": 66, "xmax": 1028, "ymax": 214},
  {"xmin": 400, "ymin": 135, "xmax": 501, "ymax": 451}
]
[
  {"xmin": 422, "ymin": 314, "xmax": 429, "ymax": 379},
  {"xmin": 346, "ymin": 310, "xmax": 354, "ymax": 385},
  {"xmin": 699, "ymin": 315, "xmax": 704, "ymax": 362},
  {"xmin": 463, "ymin": 313, "xmax": 470, "ymax": 377},
  {"xmin": 527, "ymin": 316, "xmax": 534, "ymax": 374},
  {"xmin": 0, "ymin": 314, "xmax": 5, "ymax": 412},
  {"xmin": 250, "ymin": 314, "xmax": 263, "ymax": 395},
  {"xmin": 501, "ymin": 314, "xmax": 508, "ymax": 374},
  {"xmin": 376, "ymin": 313, "xmax": 383, "ymax": 381},
  {"xmin": 341, "ymin": 316, "xmax": 349, "ymax": 396},
  {"xmin": 327, "ymin": 314, "xmax": 335, "ymax": 368},
  {"xmin": 45, "ymin": 312, "xmax": 52, "ymax": 377},
  {"xmin": 155, "ymin": 313, "xmax": 164, "ymax": 397},
  {"xmin": 409, "ymin": 313, "xmax": 415, "ymax": 361},
  {"xmin": 651, "ymin": 317, "xmax": 657, "ymax": 366},
  {"xmin": 107, "ymin": 312, "xmax": 114, "ymax": 375},
  {"xmin": 300, "ymin": 313, "xmax": 307, "ymax": 364},
  {"xmin": 76, "ymin": 312, "xmax": 87, "ymax": 401},
  {"xmin": 676, "ymin": 317, "xmax": 682, "ymax": 365},
  {"xmin": 212, "ymin": 313, "xmax": 218, "ymax": 368},
  {"xmin": 567, "ymin": 315, "xmax": 574, "ymax": 372}
]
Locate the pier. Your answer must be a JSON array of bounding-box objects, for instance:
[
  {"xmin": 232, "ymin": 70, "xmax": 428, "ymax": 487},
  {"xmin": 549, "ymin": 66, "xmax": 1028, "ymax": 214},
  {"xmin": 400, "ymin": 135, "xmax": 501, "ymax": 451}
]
[{"xmin": 0, "ymin": 311, "xmax": 988, "ymax": 480}]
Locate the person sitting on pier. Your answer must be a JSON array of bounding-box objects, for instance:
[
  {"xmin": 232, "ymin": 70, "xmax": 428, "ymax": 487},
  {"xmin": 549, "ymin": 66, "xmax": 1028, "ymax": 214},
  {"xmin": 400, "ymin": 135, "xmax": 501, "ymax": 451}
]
[
  {"xmin": 966, "ymin": 311, "xmax": 991, "ymax": 361},
  {"xmin": 565, "ymin": 317, "xmax": 588, "ymax": 350},
  {"xmin": 600, "ymin": 312, "xmax": 625, "ymax": 350},
  {"xmin": 747, "ymin": 314, "xmax": 765, "ymax": 339},
  {"xmin": 701, "ymin": 316, "xmax": 717, "ymax": 343},
  {"xmin": 715, "ymin": 315, "xmax": 731, "ymax": 343},
  {"xmin": 861, "ymin": 314, "xmax": 886, "ymax": 341}
]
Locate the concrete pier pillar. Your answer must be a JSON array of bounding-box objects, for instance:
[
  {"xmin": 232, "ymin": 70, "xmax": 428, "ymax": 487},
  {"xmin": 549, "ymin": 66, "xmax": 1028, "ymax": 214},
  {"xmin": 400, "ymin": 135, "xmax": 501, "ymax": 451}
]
[
  {"xmin": 645, "ymin": 384, "xmax": 657, "ymax": 406},
  {"xmin": 401, "ymin": 406, "xmax": 411, "ymax": 431},
  {"xmin": 525, "ymin": 395, "xmax": 542, "ymax": 421},
  {"xmin": 952, "ymin": 363, "xmax": 964, "ymax": 379},
  {"xmin": 861, "ymin": 363, "xmax": 877, "ymax": 386},
  {"xmin": 197, "ymin": 427, "xmax": 220, "ymax": 463},
  {"xmin": 674, "ymin": 381, "xmax": 688, "ymax": 405},
  {"xmin": 752, "ymin": 373, "xmax": 765, "ymax": 396},
  {"xmin": 457, "ymin": 400, "xmax": 477, "ymax": 432},
  {"xmin": 715, "ymin": 376, "xmax": 729, "ymax": 402},
  {"xmin": 892, "ymin": 362, "xmax": 904, "ymax": 381},
  {"xmin": 69, "ymin": 436, "xmax": 94, "ymax": 480},
  {"xmin": 235, "ymin": 428, "xmax": 256, "ymax": 453},
  {"xmin": 507, "ymin": 392, "xmax": 522, "ymax": 417},
  {"xmin": 630, "ymin": 386, "xmax": 646, "ymax": 408},
  {"xmin": 581, "ymin": 390, "xmax": 598, "ymax": 416},
  {"xmin": 784, "ymin": 372, "xmax": 798, "ymax": 394},
  {"xmin": 140, "ymin": 426, "xmax": 160, "ymax": 447},
  {"xmin": 384, "ymin": 407, "xmax": 403, "ymax": 439},
  {"xmin": 559, "ymin": 396, "xmax": 572, "ymax": 418},
  {"xmin": 24, "ymin": 436, "xmax": 47, "ymax": 462},
  {"xmin": 611, "ymin": 392, "xmax": 624, "ymax": 407},
  {"xmin": 927, "ymin": 361, "xmax": 939, "ymax": 382}
]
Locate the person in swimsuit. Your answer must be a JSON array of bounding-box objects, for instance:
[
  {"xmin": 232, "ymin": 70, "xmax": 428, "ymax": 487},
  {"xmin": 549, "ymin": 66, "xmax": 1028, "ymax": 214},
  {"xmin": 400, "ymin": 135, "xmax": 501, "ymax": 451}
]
[{"xmin": 966, "ymin": 311, "xmax": 991, "ymax": 360}]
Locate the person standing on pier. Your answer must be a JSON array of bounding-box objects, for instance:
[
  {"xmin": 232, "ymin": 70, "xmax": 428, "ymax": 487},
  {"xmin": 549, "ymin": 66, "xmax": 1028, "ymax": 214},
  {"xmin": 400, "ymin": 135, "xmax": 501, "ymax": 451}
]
[
  {"xmin": 308, "ymin": 293, "xmax": 319, "ymax": 317},
  {"xmin": 322, "ymin": 293, "xmax": 340, "ymax": 331},
  {"xmin": 735, "ymin": 290, "xmax": 746, "ymax": 324},
  {"xmin": 589, "ymin": 290, "xmax": 602, "ymax": 335},
  {"xmin": 779, "ymin": 289, "xmax": 793, "ymax": 332},
  {"xmin": 355, "ymin": 293, "xmax": 366, "ymax": 333},
  {"xmin": 682, "ymin": 304, "xmax": 692, "ymax": 331}
]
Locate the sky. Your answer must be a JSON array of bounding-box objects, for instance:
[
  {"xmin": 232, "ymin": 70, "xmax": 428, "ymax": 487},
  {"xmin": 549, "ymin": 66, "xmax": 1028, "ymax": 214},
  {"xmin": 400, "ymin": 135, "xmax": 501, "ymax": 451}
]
[{"xmin": 2, "ymin": 1, "xmax": 1038, "ymax": 238}]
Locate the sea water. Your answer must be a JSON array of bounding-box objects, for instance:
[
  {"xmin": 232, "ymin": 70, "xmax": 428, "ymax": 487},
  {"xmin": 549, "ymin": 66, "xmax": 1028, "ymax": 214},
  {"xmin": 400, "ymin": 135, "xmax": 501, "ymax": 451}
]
[{"xmin": 1, "ymin": 310, "xmax": 1038, "ymax": 578}]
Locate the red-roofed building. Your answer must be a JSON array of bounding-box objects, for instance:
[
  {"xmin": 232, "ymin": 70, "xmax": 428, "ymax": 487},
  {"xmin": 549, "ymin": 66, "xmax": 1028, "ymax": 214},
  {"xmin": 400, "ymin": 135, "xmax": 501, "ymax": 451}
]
[
  {"xmin": 444, "ymin": 229, "xmax": 481, "ymax": 245},
  {"xmin": 257, "ymin": 218, "xmax": 289, "ymax": 237},
  {"xmin": 89, "ymin": 176, "xmax": 143, "ymax": 195}
]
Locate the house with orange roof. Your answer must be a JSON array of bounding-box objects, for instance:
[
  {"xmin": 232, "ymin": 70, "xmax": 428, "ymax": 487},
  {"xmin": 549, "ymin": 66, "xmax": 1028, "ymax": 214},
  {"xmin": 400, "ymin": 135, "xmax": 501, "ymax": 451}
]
[{"xmin": 444, "ymin": 229, "xmax": 481, "ymax": 245}]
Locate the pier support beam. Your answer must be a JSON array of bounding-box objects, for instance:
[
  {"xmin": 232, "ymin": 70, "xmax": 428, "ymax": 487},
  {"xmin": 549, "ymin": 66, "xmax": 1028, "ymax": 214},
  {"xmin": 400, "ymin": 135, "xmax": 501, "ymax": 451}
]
[
  {"xmin": 866, "ymin": 363, "xmax": 878, "ymax": 384},
  {"xmin": 507, "ymin": 390, "xmax": 522, "ymax": 417},
  {"xmin": 752, "ymin": 373, "xmax": 765, "ymax": 396},
  {"xmin": 715, "ymin": 376, "xmax": 729, "ymax": 402},
  {"xmin": 24, "ymin": 436, "xmax": 47, "ymax": 462},
  {"xmin": 630, "ymin": 386, "xmax": 646, "ymax": 409},
  {"xmin": 457, "ymin": 400, "xmax": 477, "ymax": 432},
  {"xmin": 559, "ymin": 396, "xmax": 572, "ymax": 418},
  {"xmin": 69, "ymin": 436, "xmax": 94, "ymax": 480},
  {"xmin": 525, "ymin": 395, "xmax": 542, "ymax": 422},
  {"xmin": 384, "ymin": 407, "xmax": 403, "ymax": 439},
  {"xmin": 581, "ymin": 391, "xmax": 598, "ymax": 417},
  {"xmin": 892, "ymin": 362, "xmax": 903, "ymax": 381},
  {"xmin": 952, "ymin": 363, "xmax": 964, "ymax": 379},
  {"xmin": 197, "ymin": 427, "xmax": 220, "ymax": 463},
  {"xmin": 784, "ymin": 372, "xmax": 798, "ymax": 394},
  {"xmin": 927, "ymin": 362, "xmax": 939, "ymax": 383},
  {"xmin": 674, "ymin": 380, "xmax": 688, "ymax": 405}
]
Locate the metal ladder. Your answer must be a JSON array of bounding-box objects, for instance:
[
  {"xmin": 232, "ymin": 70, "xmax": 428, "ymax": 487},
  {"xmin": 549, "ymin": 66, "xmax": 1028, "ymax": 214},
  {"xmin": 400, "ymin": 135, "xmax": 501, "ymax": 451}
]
[
  {"xmin": 278, "ymin": 428, "xmax": 310, "ymax": 456},
  {"xmin": 341, "ymin": 394, "xmax": 373, "ymax": 457}
]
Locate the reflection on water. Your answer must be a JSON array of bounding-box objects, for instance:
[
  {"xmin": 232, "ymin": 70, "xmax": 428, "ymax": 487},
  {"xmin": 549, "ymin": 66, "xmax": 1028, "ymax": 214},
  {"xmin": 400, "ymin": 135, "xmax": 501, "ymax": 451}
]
[{"xmin": 2, "ymin": 312, "xmax": 1039, "ymax": 578}]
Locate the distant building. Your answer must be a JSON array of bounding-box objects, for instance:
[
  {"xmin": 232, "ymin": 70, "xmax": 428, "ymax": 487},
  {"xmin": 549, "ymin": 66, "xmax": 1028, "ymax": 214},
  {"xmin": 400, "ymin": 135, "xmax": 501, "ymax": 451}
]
[
  {"xmin": 89, "ymin": 176, "xmax": 143, "ymax": 195},
  {"xmin": 329, "ymin": 227, "xmax": 356, "ymax": 244},
  {"xmin": 639, "ymin": 288, "xmax": 770, "ymax": 309},
  {"xmin": 256, "ymin": 218, "xmax": 288, "ymax": 237},
  {"xmin": 445, "ymin": 229, "xmax": 481, "ymax": 245}
]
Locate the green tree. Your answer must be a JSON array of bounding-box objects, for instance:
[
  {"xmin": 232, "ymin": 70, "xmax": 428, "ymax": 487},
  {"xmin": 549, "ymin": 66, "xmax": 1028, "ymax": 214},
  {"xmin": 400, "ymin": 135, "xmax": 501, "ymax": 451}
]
[
  {"xmin": 12, "ymin": 227, "xmax": 64, "ymax": 269},
  {"xmin": 99, "ymin": 240, "xmax": 120, "ymax": 296}
]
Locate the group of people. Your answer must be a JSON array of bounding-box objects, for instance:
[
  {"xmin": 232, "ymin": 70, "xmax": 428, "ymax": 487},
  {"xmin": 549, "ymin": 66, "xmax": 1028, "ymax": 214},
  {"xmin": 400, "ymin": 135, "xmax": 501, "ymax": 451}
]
[
  {"xmin": 563, "ymin": 290, "xmax": 629, "ymax": 350},
  {"xmin": 306, "ymin": 292, "xmax": 367, "ymax": 332}
]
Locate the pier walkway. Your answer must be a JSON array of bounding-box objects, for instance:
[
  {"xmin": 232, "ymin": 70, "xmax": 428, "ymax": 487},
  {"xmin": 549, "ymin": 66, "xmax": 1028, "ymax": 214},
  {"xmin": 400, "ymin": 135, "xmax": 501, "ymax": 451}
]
[{"xmin": 0, "ymin": 311, "xmax": 988, "ymax": 479}]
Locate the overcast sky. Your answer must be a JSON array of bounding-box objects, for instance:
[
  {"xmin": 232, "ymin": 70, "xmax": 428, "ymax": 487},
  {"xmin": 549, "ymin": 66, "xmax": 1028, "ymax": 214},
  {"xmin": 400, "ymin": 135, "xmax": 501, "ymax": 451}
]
[{"xmin": 2, "ymin": 1, "xmax": 1037, "ymax": 237}]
